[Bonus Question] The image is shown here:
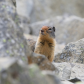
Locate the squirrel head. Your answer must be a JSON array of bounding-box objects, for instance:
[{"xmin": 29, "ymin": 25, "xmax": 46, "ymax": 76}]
[{"xmin": 40, "ymin": 26, "xmax": 55, "ymax": 39}]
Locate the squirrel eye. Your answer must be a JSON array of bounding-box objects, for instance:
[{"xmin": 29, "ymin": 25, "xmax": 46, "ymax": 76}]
[{"xmin": 48, "ymin": 28, "xmax": 51, "ymax": 30}]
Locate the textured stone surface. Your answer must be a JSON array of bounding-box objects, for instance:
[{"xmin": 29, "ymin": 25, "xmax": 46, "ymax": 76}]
[
  {"xmin": 0, "ymin": 2, "xmax": 29, "ymax": 63},
  {"xmin": 54, "ymin": 38, "xmax": 84, "ymax": 64},
  {"xmin": 29, "ymin": 16, "xmax": 84, "ymax": 44},
  {"xmin": 16, "ymin": 0, "xmax": 84, "ymax": 23},
  {"xmin": 6, "ymin": 0, "xmax": 16, "ymax": 6},
  {"xmin": 28, "ymin": 52, "xmax": 59, "ymax": 72},
  {"xmin": 16, "ymin": 0, "xmax": 33, "ymax": 21},
  {"xmin": 6, "ymin": 0, "xmax": 31, "ymax": 34},
  {"xmin": 0, "ymin": 57, "xmax": 61, "ymax": 84},
  {"xmin": 53, "ymin": 62, "xmax": 84, "ymax": 81}
]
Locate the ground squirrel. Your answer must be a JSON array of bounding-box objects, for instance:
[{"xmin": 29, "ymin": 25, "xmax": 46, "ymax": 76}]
[{"xmin": 34, "ymin": 26, "xmax": 56, "ymax": 62}]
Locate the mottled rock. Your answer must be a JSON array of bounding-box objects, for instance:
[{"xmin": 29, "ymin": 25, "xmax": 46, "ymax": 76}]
[
  {"xmin": 6, "ymin": 0, "xmax": 16, "ymax": 6},
  {"xmin": 28, "ymin": 53, "xmax": 59, "ymax": 73},
  {"xmin": 53, "ymin": 62, "xmax": 84, "ymax": 81},
  {"xmin": 30, "ymin": 16, "xmax": 84, "ymax": 44},
  {"xmin": 16, "ymin": 0, "xmax": 84, "ymax": 23},
  {"xmin": 0, "ymin": 57, "xmax": 61, "ymax": 84},
  {"xmin": 54, "ymin": 38, "xmax": 84, "ymax": 64},
  {"xmin": 0, "ymin": 2, "xmax": 29, "ymax": 63},
  {"xmin": 16, "ymin": 0, "xmax": 33, "ymax": 21},
  {"xmin": 5, "ymin": 0, "xmax": 31, "ymax": 34}
]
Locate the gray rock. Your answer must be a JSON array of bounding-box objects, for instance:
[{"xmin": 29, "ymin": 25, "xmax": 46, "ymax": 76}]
[
  {"xmin": 0, "ymin": 1, "xmax": 29, "ymax": 63},
  {"xmin": 16, "ymin": 0, "xmax": 34, "ymax": 21},
  {"xmin": 54, "ymin": 38, "xmax": 84, "ymax": 64},
  {"xmin": 62, "ymin": 66, "xmax": 71, "ymax": 80},
  {"xmin": 28, "ymin": 52, "xmax": 59, "ymax": 73},
  {"xmin": 29, "ymin": 16, "xmax": 84, "ymax": 44},
  {"xmin": 0, "ymin": 57, "xmax": 61, "ymax": 84},
  {"xmin": 5, "ymin": 0, "xmax": 31, "ymax": 34},
  {"xmin": 53, "ymin": 62, "xmax": 84, "ymax": 81},
  {"xmin": 6, "ymin": 0, "xmax": 16, "ymax": 6},
  {"xmin": 16, "ymin": 0, "xmax": 84, "ymax": 23}
]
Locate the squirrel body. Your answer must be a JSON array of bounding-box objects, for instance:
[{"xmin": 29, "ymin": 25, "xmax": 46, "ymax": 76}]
[{"xmin": 34, "ymin": 26, "xmax": 56, "ymax": 62}]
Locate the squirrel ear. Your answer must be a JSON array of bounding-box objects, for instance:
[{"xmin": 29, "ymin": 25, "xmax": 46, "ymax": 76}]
[{"xmin": 53, "ymin": 26, "xmax": 55, "ymax": 32}]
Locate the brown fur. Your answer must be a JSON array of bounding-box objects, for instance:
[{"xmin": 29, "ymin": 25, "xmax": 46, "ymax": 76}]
[{"xmin": 34, "ymin": 26, "xmax": 56, "ymax": 62}]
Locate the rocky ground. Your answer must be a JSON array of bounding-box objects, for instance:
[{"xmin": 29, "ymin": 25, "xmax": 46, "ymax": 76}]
[{"xmin": 0, "ymin": 0, "xmax": 84, "ymax": 84}]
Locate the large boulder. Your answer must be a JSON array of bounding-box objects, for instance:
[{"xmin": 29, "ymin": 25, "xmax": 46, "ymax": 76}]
[
  {"xmin": 27, "ymin": 53, "xmax": 59, "ymax": 71},
  {"xmin": 6, "ymin": 0, "xmax": 16, "ymax": 6},
  {"xmin": 53, "ymin": 62, "xmax": 84, "ymax": 81},
  {"xmin": 16, "ymin": 0, "xmax": 84, "ymax": 23},
  {"xmin": 54, "ymin": 38, "xmax": 84, "ymax": 64},
  {"xmin": 16, "ymin": 0, "xmax": 33, "ymax": 22},
  {"xmin": 6, "ymin": 0, "xmax": 31, "ymax": 34},
  {"xmin": 0, "ymin": 1, "xmax": 29, "ymax": 63},
  {"xmin": 29, "ymin": 16, "xmax": 84, "ymax": 44},
  {"xmin": 0, "ymin": 57, "xmax": 61, "ymax": 84}
]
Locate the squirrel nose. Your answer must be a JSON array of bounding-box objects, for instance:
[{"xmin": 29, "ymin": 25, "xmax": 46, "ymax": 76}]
[{"xmin": 41, "ymin": 30, "xmax": 44, "ymax": 32}]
